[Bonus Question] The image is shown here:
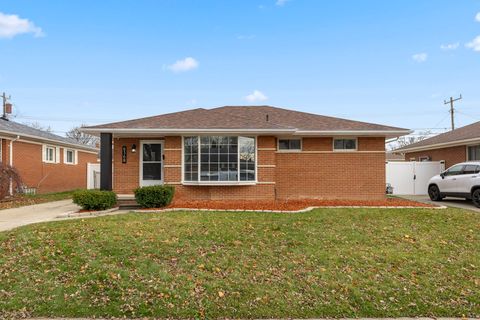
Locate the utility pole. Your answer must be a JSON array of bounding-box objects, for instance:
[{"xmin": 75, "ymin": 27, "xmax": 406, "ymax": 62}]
[{"xmin": 444, "ymin": 94, "xmax": 462, "ymax": 131}]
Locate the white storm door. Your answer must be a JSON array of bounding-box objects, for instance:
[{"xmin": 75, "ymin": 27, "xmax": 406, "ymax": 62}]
[{"xmin": 140, "ymin": 141, "xmax": 164, "ymax": 186}]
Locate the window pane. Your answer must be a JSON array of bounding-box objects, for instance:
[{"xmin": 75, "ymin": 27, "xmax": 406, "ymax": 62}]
[
  {"xmin": 184, "ymin": 137, "xmax": 199, "ymax": 181},
  {"xmin": 463, "ymin": 165, "xmax": 478, "ymax": 174},
  {"xmin": 67, "ymin": 151, "xmax": 73, "ymax": 163},
  {"xmin": 143, "ymin": 163, "xmax": 162, "ymax": 180},
  {"xmin": 279, "ymin": 140, "xmax": 289, "ymax": 150},
  {"xmin": 334, "ymin": 139, "xmax": 356, "ymax": 150},
  {"xmin": 345, "ymin": 139, "xmax": 356, "ymax": 149},
  {"xmin": 446, "ymin": 165, "xmax": 464, "ymax": 176},
  {"xmin": 468, "ymin": 145, "xmax": 480, "ymax": 161},
  {"xmin": 143, "ymin": 144, "xmax": 162, "ymax": 161},
  {"xmin": 289, "ymin": 139, "xmax": 301, "ymax": 150},
  {"xmin": 333, "ymin": 139, "xmax": 344, "ymax": 150},
  {"xmin": 279, "ymin": 139, "xmax": 301, "ymax": 150},
  {"xmin": 239, "ymin": 136, "xmax": 255, "ymax": 181}
]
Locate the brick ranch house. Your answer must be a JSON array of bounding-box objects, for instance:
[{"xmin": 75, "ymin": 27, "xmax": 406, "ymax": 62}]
[
  {"xmin": 0, "ymin": 118, "xmax": 99, "ymax": 194},
  {"xmin": 82, "ymin": 106, "xmax": 410, "ymax": 201},
  {"xmin": 396, "ymin": 121, "xmax": 480, "ymax": 168}
]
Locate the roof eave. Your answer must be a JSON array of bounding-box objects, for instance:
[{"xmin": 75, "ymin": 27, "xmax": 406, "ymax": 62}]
[
  {"xmin": 81, "ymin": 127, "xmax": 411, "ymax": 138},
  {"xmin": 0, "ymin": 129, "xmax": 98, "ymax": 152},
  {"xmin": 395, "ymin": 137, "xmax": 480, "ymax": 153},
  {"xmin": 294, "ymin": 129, "xmax": 412, "ymax": 138}
]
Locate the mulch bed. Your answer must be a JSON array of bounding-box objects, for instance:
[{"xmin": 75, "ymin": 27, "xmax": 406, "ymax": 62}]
[{"xmin": 162, "ymin": 197, "xmax": 434, "ymax": 211}]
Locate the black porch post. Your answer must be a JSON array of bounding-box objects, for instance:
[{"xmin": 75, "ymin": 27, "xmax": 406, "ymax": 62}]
[{"xmin": 100, "ymin": 132, "xmax": 113, "ymax": 191}]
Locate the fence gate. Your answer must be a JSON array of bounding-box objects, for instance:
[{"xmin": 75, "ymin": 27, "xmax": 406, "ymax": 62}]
[
  {"xmin": 386, "ymin": 161, "xmax": 445, "ymax": 195},
  {"xmin": 87, "ymin": 163, "xmax": 101, "ymax": 189}
]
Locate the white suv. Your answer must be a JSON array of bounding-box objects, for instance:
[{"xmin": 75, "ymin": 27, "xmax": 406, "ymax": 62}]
[{"xmin": 428, "ymin": 161, "xmax": 480, "ymax": 208}]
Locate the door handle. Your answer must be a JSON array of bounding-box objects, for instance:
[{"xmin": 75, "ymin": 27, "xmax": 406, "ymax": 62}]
[
  {"xmin": 452, "ymin": 178, "xmax": 457, "ymax": 180},
  {"xmin": 472, "ymin": 176, "xmax": 477, "ymax": 178}
]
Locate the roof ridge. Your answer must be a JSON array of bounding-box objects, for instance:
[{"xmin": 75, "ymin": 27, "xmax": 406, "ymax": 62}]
[
  {"xmin": 212, "ymin": 105, "xmax": 407, "ymax": 131},
  {"xmin": 206, "ymin": 107, "xmax": 295, "ymax": 130}
]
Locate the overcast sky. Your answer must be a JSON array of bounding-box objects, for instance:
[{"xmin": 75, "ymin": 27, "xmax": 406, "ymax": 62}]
[{"xmin": 1, "ymin": 0, "xmax": 480, "ymax": 137}]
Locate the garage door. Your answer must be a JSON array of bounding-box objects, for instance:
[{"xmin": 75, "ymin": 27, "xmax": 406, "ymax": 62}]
[{"xmin": 386, "ymin": 161, "xmax": 445, "ymax": 195}]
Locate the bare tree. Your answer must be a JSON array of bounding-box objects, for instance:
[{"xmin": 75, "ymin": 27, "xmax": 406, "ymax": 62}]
[
  {"xmin": 0, "ymin": 163, "xmax": 23, "ymax": 199},
  {"xmin": 23, "ymin": 121, "xmax": 52, "ymax": 132},
  {"xmin": 66, "ymin": 125, "xmax": 99, "ymax": 147},
  {"xmin": 388, "ymin": 130, "xmax": 432, "ymax": 150}
]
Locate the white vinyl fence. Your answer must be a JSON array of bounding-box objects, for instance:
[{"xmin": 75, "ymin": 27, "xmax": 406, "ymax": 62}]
[
  {"xmin": 386, "ymin": 161, "xmax": 445, "ymax": 195},
  {"xmin": 87, "ymin": 163, "xmax": 101, "ymax": 189}
]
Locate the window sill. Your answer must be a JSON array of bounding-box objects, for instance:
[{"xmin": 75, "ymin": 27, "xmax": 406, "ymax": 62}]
[
  {"xmin": 333, "ymin": 149, "xmax": 357, "ymax": 152},
  {"xmin": 182, "ymin": 181, "xmax": 257, "ymax": 186},
  {"xmin": 277, "ymin": 149, "xmax": 302, "ymax": 152},
  {"xmin": 64, "ymin": 162, "xmax": 76, "ymax": 165},
  {"xmin": 43, "ymin": 160, "xmax": 57, "ymax": 164}
]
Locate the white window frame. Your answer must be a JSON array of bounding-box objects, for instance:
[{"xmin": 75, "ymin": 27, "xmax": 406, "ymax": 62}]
[
  {"xmin": 277, "ymin": 138, "xmax": 302, "ymax": 152},
  {"xmin": 43, "ymin": 145, "xmax": 59, "ymax": 163},
  {"xmin": 333, "ymin": 137, "xmax": 358, "ymax": 152},
  {"xmin": 418, "ymin": 156, "xmax": 430, "ymax": 162},
  {"xmin": 64, "ymin": 148, "xmax": 78, "ymax": 165},
  {"xmin": 181, "ymin": 135, "xmax": 257, "ymax": 186}
]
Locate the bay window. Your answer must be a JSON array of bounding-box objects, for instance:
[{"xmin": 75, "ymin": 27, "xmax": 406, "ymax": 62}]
[{"xmin": 183, "ymin": 136, "xmax": 256, "ymax": 183}]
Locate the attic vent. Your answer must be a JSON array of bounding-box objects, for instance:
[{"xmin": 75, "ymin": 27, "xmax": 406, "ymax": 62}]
[{"xmin": 266, "ymin": 114, "xmax": 269, "ymax": 122}]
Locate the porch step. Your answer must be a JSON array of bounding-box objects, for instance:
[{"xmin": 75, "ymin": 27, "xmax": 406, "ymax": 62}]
[{"xmin": 116, "ymin": 197, "xmax": 141, "ymax": 210}]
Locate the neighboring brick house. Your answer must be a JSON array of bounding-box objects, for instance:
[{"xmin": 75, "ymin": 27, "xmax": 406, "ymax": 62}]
[
  {"xmin": 0, "ymin": 118, "xmax": 99, "ymax": 194},
  {"xmin": 82, "ymin": 106, "xmax": 410, "ymax": 201},
  {"xmin": 396, "ymin": 121, "xmax": 480, "ymax": 168}
]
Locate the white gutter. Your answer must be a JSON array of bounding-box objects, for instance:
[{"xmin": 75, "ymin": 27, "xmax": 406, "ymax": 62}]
[
  {"xmin": 293, "ymin": 130, "xmax": 412, "ymax": 137},
  {"xmin": 9, "ymin": 135, "xmax": 20, "ymax": 195},
  {"xmin": 81, "ymin": 127, "xmax": 411, "ymax": 137},
  {"xmin": 0, "ymin": 129, "xmax": 98, "ymax": 152},
  {"xmin": 396, "ymin": 137, "xmax": 480, "ymax": 153}
]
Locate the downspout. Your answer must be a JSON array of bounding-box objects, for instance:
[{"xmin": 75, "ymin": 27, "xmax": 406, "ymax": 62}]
[{"xmin": 9, "ymin": 135, "xmax": 20, "ymax": 195}]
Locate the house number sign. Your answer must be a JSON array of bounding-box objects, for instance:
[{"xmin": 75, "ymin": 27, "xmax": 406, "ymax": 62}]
[{"xmin": 122, "ymin": 145, "xmax": 127, "ymax": 163}]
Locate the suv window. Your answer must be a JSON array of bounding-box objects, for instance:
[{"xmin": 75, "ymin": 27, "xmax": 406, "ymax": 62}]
[
  {"xmin": 463, "ymin": 165, "xmax": 480, "ymax": 174},
  {"xmin": 444, "ymin": 165, "xmax": 464, "ymax": 176}
]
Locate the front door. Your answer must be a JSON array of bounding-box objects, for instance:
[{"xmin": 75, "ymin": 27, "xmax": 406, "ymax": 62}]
[{"xmin": 140, "ymin": 141, "xmax": 164, "ymax": 186}]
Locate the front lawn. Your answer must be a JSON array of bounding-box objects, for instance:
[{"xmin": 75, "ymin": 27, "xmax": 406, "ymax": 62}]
[{"xmin": 0, "ymin": 208, "xmax": 479, "ymax": 318}]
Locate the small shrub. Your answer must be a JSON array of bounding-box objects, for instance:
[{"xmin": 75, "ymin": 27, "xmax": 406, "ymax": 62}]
[
  {"xmin": 134, "ymin": 185, "xmax": 175, "ymax": 208},
  {"xmin": 72, "ymin": 190, "xmax": 116, "ymax": 211}
]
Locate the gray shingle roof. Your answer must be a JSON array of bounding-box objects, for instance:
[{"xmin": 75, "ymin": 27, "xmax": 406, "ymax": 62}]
[
  {"xmin": 396, "ymin": 121, "xmax": 480, "ymax": 152},
  {"xmin": 0, "ymin": 119, "xmax": 98, "ymax": 151},
  {"xmin": 84, "ymin": 105, "xmax": 409, "ymax": 133}
]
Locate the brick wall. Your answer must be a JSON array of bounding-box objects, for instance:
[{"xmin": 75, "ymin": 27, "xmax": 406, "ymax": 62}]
[
  {"xmin": 113, "ymin": 138, "xmax": 141, "ymax": 194},
  {"xmin": 9, "ymin": 140, "xmax": 98, "ymax": 193},
  {"xmin": 405, "ymin": 145, "xmax": 466, "ymax": 168},
  {"xmin": 113, "ymin": 135, "xmax": 386, "ymax": 200}
]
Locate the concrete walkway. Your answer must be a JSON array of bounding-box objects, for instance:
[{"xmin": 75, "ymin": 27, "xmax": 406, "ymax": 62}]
[
  {"xmin": 0, "ymin": 199, "xmax": 80, "ymax": 232},
  {"xmin": 399, "ymin": 195, "xmax": 480, "ymax": 213}
]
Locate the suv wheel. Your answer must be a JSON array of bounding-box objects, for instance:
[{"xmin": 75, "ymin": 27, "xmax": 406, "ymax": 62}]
[
  {"xmin": 428, "ymin": 185, "xmax": 442, "ymax": 201},
  {"xmin": 472, "ymin": 189, "xmax": 480, "ymax": 208}
]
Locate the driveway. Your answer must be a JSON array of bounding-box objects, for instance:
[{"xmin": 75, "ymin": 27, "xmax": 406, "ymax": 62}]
[
  {"xmin": 0, "ymin": 199, "xmax": 80, "ymax": 232},
  {"xmin": 399, "ymin": 195, "xmax": 480, "ymax": 212}
]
